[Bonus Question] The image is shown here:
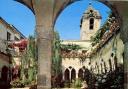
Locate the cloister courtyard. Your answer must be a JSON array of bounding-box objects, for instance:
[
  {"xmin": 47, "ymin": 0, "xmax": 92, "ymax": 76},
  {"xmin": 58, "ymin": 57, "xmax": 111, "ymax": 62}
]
[{"xmin": 0, "ymin": 0, "xmax": 128, "ymax": 89}]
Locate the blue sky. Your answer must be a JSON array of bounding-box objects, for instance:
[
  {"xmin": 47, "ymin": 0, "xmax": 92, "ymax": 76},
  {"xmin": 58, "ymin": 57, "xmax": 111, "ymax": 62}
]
[
  {"xmin": 0, "ymin": 0, "xmax": 110, "ymax": 40},
  {"xmin": 0, "ymin": 0, "xmax": 36, "ymax": 37}
]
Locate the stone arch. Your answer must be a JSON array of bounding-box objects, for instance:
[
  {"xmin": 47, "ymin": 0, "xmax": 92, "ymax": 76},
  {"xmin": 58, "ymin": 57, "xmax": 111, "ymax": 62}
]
[
  {"xmin": 15, "ymin": 0, "xmax": 128, "ymax": 89},
  {"xmin": 109, "ymin": 58, "xmax": 112, "ymax": 72},
  {"xmin": 114, "ymin": 56, "xmax": 118, "ymax": 70},
  {"xmin": 78, "ymin": 68, "xmax": 83, "ymax": 80},
  {"xmin": 95, "ymin": 62, "xmax": 99, "ymax": 74},
  {"xmin": 1, "ymin": 66, "xmax": 8, "ymax": 82},
  {"xmin": 64, "ymin": 68, "xmax": 70, "ymax": 81},
  {"xmin": 84, "ymin": 67, "xmax": 90, "ymax": 83},
  {"xmin": 103, "ymin": 61, "xmax": 107, "ymax": 73},
  {"xmin": 71, "ymin": 68, "xmax": 76, "ymax": 81}
]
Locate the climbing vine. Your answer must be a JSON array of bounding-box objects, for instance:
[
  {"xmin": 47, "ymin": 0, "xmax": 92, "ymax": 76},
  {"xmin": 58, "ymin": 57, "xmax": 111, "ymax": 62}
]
[{"xmin": 52, "ymin": 31, "xmax": 62, "ymax": 76}]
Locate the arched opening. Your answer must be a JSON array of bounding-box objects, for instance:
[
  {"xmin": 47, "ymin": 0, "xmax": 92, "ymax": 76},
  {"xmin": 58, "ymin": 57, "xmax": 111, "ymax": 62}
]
[
  {"xmin": 89, "ymin": 18, "xmax": 94, "ymax": 30},
  {"xmin": 0, "ymin": 0, "xmax": 125, "ymax": 88},
  {"xmin": 84, "ymin": 68, "xmax": 90, "ymax": 83},
  {"xmin": 114, "ymin": 56, "xmax": 118, "ymax": 70},
  {"xmin": 103, "ymin": 61, "xmax": 107, "ymax": 73},
  {"xmin": 15, "ymin": 0, "xmax": 125, "ymax": 88},
  {"xmin": 100, "ymin": 62, "xmax": 103, "ymax": 73},
  {"xmin": 1, "ymin": 66, "xmax": 8, "ymax": 82},
  {"xmin": 109, "ymin": 58, "xmax": 112, "ymax": 72},
  {"xmin": 78, "ymin": 68, "xmax": 83, "ymax": 80},
  {"xmin": 55, "ymin": 0, "xmax": 111, "ymax": 40},
  {"xmin": 71, "ymin": 68, "xmax": 76, "ymax": 81},
  {"xmin": 64, "ymin": 68, "xmax": 70, "ymax": 82}
]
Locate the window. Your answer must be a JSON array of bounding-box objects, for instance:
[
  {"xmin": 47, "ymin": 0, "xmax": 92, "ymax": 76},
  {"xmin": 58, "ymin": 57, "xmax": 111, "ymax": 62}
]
[
  {"xmin": 7, "ymin": 32, "xmax": 11, "ymax": 41},
  {"xmin": 14, "ymin": 36, "xmax": 19, "ymax": 41},
  {"xmin": 90, "ymin": 10, "xmax": 93, "ymax": 13},
  {"xmin": 89, "ymin": 18, "xmax": 94, "ymax": 30},
  {"xmin": 20, "ymin": 36, "xmax": 24, "ymax": 39}
]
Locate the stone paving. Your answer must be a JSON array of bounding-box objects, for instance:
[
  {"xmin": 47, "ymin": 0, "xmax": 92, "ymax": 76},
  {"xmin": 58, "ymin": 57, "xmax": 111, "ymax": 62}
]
[
  {"xmin": 10, "ymin": 87, "xmax": 80, "ymax": 89},
  {"xmin": 53, "ymin": 88, "xmax": 79, "ymax": 89}
]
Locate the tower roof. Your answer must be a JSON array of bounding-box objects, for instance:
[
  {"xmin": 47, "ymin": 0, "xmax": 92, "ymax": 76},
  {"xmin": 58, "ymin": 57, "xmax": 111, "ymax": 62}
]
[{"xmin": 82, "ymin": 3, "xmax": 102, "ymax": 19}]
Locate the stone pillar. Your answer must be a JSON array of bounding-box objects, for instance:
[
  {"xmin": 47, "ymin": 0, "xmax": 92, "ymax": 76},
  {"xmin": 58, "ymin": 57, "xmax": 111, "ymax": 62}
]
[
  {"xmin": 123, "ymin": 42, "xmax": 128, "ymax": 89},
  {"xmin": 120, "ymin": 18, "xmax": 128, "ymax": 89},
  {"xmin": 62, "ymin": 69, "xmax": 65, "ymax": 81},
  {"xmin": 36, "ymin": 25, "xmax": 53, "ymax": 89},
  {"xmin": 69, "ymin": 69, "xmax": 71, "ymax": 82},
  {"xmin": 76, "ymin": 70, "xmax": 79, "ymax": 79},
  {"xmin": 33, "ymin": 1, "xmax": 54, "ymax": 88}
]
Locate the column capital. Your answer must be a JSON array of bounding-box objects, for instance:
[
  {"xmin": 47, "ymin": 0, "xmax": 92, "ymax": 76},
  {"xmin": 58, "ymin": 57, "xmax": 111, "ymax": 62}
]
[{"xmin": 120, "ymin": 18, "xmax": 128, "ymax": 43}]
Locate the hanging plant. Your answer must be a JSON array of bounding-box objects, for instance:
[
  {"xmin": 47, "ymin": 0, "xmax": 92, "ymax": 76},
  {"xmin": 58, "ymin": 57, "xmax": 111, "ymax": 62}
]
[
  {"xmin": 90, "ymin": 12, "xmax": 118, "ymax": 48},
  {"xmin": 61, "ymin": 44, "xmax": 82, "ymax": 51}
]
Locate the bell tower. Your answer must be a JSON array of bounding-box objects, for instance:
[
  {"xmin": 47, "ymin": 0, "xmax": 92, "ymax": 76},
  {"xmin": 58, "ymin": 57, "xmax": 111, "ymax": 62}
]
[{"xmin": 80, "ymin": 3, "xmax": 102, "ymax": 41}]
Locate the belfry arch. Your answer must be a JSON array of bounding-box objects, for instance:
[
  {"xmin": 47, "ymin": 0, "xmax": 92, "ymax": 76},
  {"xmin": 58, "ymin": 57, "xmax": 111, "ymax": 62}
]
[{"xmin": 16, "ymin": 0, "xmax": 128, "ymax": 89}]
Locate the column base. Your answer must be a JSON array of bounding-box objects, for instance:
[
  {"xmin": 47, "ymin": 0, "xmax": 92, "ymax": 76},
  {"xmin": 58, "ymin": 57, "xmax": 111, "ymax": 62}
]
[{"xmin": 37, "ymin": 86, "xmax": 51, "ymax": 89}]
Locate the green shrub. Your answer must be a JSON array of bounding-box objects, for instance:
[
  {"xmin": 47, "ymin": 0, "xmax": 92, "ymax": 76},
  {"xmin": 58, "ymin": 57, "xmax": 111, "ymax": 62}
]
[
  {"xmin": 10, "ymin": 78, "xmax": 25, "ymax": 88},
  {"xmin": 64, "ymin": 81, "xmax": 70, "ymax": 88},
  {"xmin": 24, "ymin": 79, "xmax": 30, "ymax": 85},
  {"xmin": 74, "ymin": 78, "xmax": 82, "ymax": 88}
]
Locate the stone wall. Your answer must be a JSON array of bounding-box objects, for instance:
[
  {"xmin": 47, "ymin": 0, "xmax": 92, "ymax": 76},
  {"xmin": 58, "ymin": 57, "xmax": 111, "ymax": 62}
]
[{"xmin": 90, "ymin": 33, "xmax": 124, "ymax": 74}]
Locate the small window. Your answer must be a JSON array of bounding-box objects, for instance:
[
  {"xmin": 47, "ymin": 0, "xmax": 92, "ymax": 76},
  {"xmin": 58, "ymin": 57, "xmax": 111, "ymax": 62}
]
[
  {"xmin": 7, "ymin": 32, "xmax": 11, "ymax": 41},
  {"xmin": 89, "ymin": 18, "xmax": 94, "ymax": 30},
  {"xmin": 90, "ymin": 10, "xmax": 93, "ymax": 13},
  {"xmin": 111, "ymin": 53, "xmax": 114, "ymax": 57},
  {"xmin": 90, "ymin": 25, "xmax": 93, "ymax": 29},
  {"xmin": 14, "ymin": 36, "xmax": 19, "ymax": 41},
  {"xmin": 20, "ymin": 36, "xmax": 24, "ymax": 39}
]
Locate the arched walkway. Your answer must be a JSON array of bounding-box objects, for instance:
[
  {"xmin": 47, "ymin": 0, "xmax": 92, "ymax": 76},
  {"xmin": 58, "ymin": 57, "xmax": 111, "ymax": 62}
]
[
  {"xmin": 64, "ymin": 68, "xmax": 70, "ymax": 82},
  {"xmin": 71, "ymin": 68, "xmax": 76, "ymax": 81},
  {"xmin": 1, "ymin": 66, "xmax": 8, "ymax": 82},
  {"xmin": 0, "ymin": 66, "xmax": 9, "ymax": 89},
  {"xmin": 78, "ymin": 68, "xmax": 83, "ymax": 80},
  {"xmin": 16, "ymin": 0, "xmax": 128, "ymax": 89}
]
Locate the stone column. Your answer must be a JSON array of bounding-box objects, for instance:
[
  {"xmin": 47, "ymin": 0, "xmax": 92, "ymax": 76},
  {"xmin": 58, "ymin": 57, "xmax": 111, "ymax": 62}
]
[
  {"xmin": 33, "ymin": 1, "xmax": 54, "ymax": 88},
  {"xmin": 123, "ymin": 42, "xmax": 128, "ymax": 89},
  {"xmin": 62, "ymin": 68, "xmax": 65, "ymax": 81},
  {"xmin": 76, "ymin": 69, "xmax": 79, "ymax": 79},
  {"xmin": 36, "ymin": 25, "xmax": 53, "ymax": 89},
  {"xmin": 120, "ymin": 18, "xmax": 128, "ymax": 89},
  {"xmin": 69, "ymin": 69, "xmax": 71, "ymax": 82}
]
